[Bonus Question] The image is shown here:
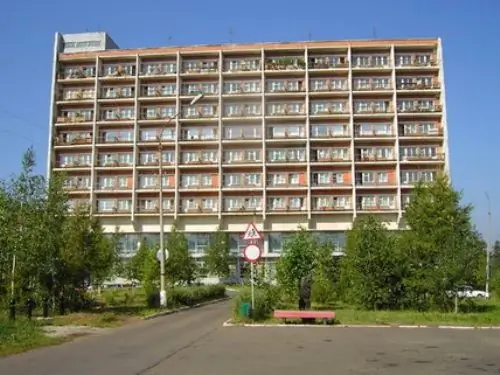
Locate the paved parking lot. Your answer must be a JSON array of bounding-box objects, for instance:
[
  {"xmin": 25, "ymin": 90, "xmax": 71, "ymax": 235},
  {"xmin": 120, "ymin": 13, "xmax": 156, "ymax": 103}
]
[{"xmin": 1, "ymin": 301, "xmax": 500, "ymax": 375}]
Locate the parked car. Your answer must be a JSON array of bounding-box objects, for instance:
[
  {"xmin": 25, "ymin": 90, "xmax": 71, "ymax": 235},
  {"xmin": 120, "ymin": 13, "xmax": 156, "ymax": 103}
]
[{"xmin": 446, "ymin": 285, "xmax": 489, "ymax": 299}]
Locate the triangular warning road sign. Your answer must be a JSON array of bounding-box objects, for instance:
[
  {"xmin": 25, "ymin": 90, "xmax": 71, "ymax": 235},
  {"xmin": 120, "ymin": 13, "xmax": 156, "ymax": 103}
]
[{"xmin": 243, "ymin": 223, "xmax": 261, "ymax": 241}]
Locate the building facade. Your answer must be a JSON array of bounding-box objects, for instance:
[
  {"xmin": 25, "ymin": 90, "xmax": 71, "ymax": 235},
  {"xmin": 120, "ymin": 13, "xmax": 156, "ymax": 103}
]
[{"xmin": 48, "ymin": 32, "xmax": 449, "ymax": 258}]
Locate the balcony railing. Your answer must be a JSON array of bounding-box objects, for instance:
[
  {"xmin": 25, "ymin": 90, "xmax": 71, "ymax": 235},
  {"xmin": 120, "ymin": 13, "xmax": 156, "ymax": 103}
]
[
  {"xmin": 96, "ymin": 200, "xmax": 132, "ymax": 214},
  {"xmin": 223, "ymin": 127, "xmax": 261, "ymax": 140},
  {"xmin": 180, "ymin": 152, "xmax": 218, "ymax": 165},
  {"xmin": 180, "ymin": 128, "xmax": 218, "ymax": 141},
  {"xmin": 224, "ymin": 104, "xmax": 261, "ymax": 118},
  {"xmin": 99, "ymin": 110, "xmax": 135, "ymax": 121},
  {"xmin": 311, "ymin": 126, "xmax": 349, "ymax": 138},
  {"xmin": 267, "ymin": 197, "xmax": 307, "ymax": 212},
  {"xmin": 266, "ymin": 80, "xmax": 305, "ymax": 93},
  {"xmin": 308, "ymin": 56, "xmax": 349, "ymax": 69},
  {"xmin": 138, "ymin": 152, "xmax": 175, "ymax": 166},
  {"xmin": 355, "ymin": 152, "xmax": 395, "ymax": 162},
  {"xmin": 96, "ymin": 176, "xmax": 133, "ymax": 191},
  {"xmin": 141, "ymin": 107, "xmax": 176, "ymax": 120},
  {"xmin": 356, "ymin": 198, "xmax": 397, "ymax": 211},
  {"xmin": 267, "ymin": 103, "xmax": 305, "ymax": 116},
  {"xmin": 183, "ymin": 105, "xmax": 218, "ymax": 119},
  {"xmin": 223, "ymin": 81, "xmax": 261, "ymax": 95},
  {"xmin": 352, "ymin": 56, "xmax": 391, "ymax": 69},
  {"xmin": 265, "ymin": 57, "xmax": 306, "ymax": 70},
  {"xmin": 180, "ymin": 199, "xmax": 219, "ymax": 213},
  {"xmin": 400, "ymin": 127, "xmax": 442, "ymax": 137},
  {"xmin": 59, "ymin": 67, "xmax": 96, "ymax": 79},
  {"xmin": 182, "ymin": 60, "xmax": 218, "ymax": 74},
  {"xmin": 223, "ymin": 151, "xmax": 261, "ymax": 164},
  {"xmin": 61, "ymin": 90, "xmax": 95, "ymax": 101},
  {"xmin": 54, "ymin": 133, "xmax": 92, "ymax": 145},
  {"xmin": 395, "ymin": 55, "xmax": 438, "ymax": 68},
  {"xmin": 268, "ymin": 126, "xmax": 306, "ymax": 139},
  {"xmin": 56, "ymin": 112, "xmax": 93, "ymax": 123},
  {"xmin": 310, "ymin": 103, "xmax": 349, "ymax": 115},
  {"xmin": 353, "ymin": 103, "xmax": 393, "ymax": 114},
  {"xmin": 397, "ymin": 104, "xmax": 443, "ymax": 113},
  {"xmin": 224, "ymin": 59, "xmax": 261, "ymax": 72},
  {"xmin": 137, "ymin": 199, "xmax": 175, "ymax": 213},
  {"xmin": 97, "ymin": 153, "xmax": 134, "ymax": 167},
  {"xmin": 311, "ymin": 149, "xmax": 350, "ymax": 162},
  {"xmin": 309, "ymin": 79, "xmax": 348, "ymax": 92},
  {"xmin": 137, "ymin": 174, "xmax": 175, "ymax": 189},
  {"xmin": 223, "ymin": 197, "xmax": 262, "ymax": 212},
  {"xmin": 352, "ymin": 79, "xmax": 392, "ymax": 91},
  {"xmin": 63, "ymin": 178, "xmax": 91, "ymax": 190},
  {"xmin": 354, "ymin": 127, "xmax": 394, "ymax": 137},
  {"xmin": 267, "ymin": 174, "xmax": 307, "ymax": 187},
  {"xmin": 98, "ymin": 132, "xmax": 133, "ymax": 144},
  {"xmin": 223, "ymin": 174, "xmax": 262, "ymax": 188},
  {"xmin": 396, "ymin": 80, "xmax": 441, "ymax": 90},
  {"xmin": 140, "ymin": 62, "xmax": 177, "ymax": 76},
  {"xmin": 312, "ymin": 197, "xmax": 352, "ymax": 211},
  {"xmin": 267, "ymin": 149, "xmax": 307, "ymax": 163},
  {"xmin": 101, "ymin": 87, "xmax": 135, "ymax": 99},
  {"xmin": 400, "ymin": 153, "xmax": 445, "ymax": 161},
  {"xmin": 181, "ymin": 83, "xmax": 218, "ymax": 96},
  {"xmin": 311, "ymin": 173, "xmax": 351, "ymax": 187},
  {"xmin": 56, "ymin": 156, "xmax": 92, "ymax": 168},
  {"xmin": 101, "ymin": 64, "xmax": 136, "ymax": 78}
]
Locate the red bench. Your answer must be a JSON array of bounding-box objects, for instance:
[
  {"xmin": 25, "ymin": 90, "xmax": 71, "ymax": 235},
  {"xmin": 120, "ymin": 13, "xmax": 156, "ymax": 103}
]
[{"xmin": 273, "ymin": 310, "xmax": 336, "ymax": 325}]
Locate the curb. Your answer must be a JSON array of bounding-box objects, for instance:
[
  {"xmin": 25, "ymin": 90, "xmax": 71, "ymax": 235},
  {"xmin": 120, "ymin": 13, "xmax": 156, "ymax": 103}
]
[
  {"xmin": 142, "ymin": 296, "xmax": 230, "ymax": 320},
  {"xmin": 222, "ymin": 320, "xmax": 500, "ymax": 330}
]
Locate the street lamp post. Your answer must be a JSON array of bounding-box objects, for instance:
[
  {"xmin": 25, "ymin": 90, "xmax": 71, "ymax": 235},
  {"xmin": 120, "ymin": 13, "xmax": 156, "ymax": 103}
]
[
  {"xmin": 158, "ymin": 92, "xmax": 204, "ymax": 308},
  {"xmin": 485, "ymin": 192, "xmax": 492, "ymax": 296}
]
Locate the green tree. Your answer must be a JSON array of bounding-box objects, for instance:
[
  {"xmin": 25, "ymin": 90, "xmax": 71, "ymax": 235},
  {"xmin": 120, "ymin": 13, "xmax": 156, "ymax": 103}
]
[
  {"xmin": 165, "ymin": 225, "xmax": 196, "ymax": 285},
  {"xmin": 311, "ymin": 243, "xmax": 340, "ymax": 305},
  {"xmin": 276, "ymin": 228, "xmax": 318, "ymax": 300},
  {"xmin": 401, "ymin": 174, "xmax": 484, "ymax": 311},
  {"xmin": 205, "ymin": 226, "xmax": 231, "ymax": 278},
  {"xmin": 339, "ymin": 216, "xmax": 402, "ymax": 310}
]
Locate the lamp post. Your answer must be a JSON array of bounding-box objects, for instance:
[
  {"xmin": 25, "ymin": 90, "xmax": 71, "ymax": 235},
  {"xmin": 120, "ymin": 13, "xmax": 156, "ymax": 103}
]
[
  {"xmin": 158, "ymin": 92, "xmax": 204, "ymax": 308},
  {"xmin": 485, "ymin": 192, "xmax": 492, "ymax": 296}
]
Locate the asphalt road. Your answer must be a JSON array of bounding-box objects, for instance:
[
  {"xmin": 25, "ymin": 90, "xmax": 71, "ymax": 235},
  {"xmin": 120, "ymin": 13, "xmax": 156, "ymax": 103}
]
[{"xmin": 1, "ymin": 301, "xmax": 500, "ymax": 375}]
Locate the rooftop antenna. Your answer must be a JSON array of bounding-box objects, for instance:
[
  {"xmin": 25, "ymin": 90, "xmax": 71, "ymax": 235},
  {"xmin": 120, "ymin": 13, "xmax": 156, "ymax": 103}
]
[
  {"xmin": 167, "ymin": 35, "xmax": 173, "ymax": 43},
  {"xmin": 372, "ymin": 26, "xmax": 378, "ymax": 39},
  {"xmin": 308, "ymin": 31, "xmax": 312, "ymax": 41},
  {"xmin": 229, "ymin": 27, "xmax": 234, "ymax": 43}
]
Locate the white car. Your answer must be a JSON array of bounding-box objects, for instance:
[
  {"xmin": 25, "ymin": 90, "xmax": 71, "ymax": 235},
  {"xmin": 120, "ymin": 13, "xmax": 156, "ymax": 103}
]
[{"xmin": 446, "ymin": 285, "xmax": 489, "ymax": 299}]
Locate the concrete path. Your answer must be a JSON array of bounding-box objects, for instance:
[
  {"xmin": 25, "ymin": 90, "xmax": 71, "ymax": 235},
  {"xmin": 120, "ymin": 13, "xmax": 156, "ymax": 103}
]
[{"xmin": 2, "ymin": 301, "xmax": 500, "ymax": 375}]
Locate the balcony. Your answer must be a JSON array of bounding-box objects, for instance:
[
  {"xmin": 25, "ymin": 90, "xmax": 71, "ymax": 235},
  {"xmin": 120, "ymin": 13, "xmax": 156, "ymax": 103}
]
[
  {"xmin": 400, "ymin": 147, "xmax": 444, "ymax": 162},
  {"xmin": 63, "ymin": 176, "xmax": 91, "ymax": 191},
  {"xmin": 396, "ymin": 77, "xmax": 440, "ymax": 91},
  {"xmin": 180, "ymin": 150, "xmax": 218, "ymax": 165},
  {"xmin": 181, "ymin": 82, "xmax": 218, "ymax": 96},
  {"xmin": 355, "ymin": 148, "xmax": 395, "ymax": 162},
  {"xmin": 98, "ymin": 130, "xmax": 133, "ymax": 145},
  {"xmin": 180, "ymin": 174, "xmax": 218, "ymax": 189},
  {"xmin": 99, "ymin": 108, "xmax": 135, "ymax": 122},
  {"xmin": 352, "ymin": 77, "xmax": 392, "ymax": 91},
  {"xmin": 58, "ymin": 66, "xmax": 96, "ymax": 80},
  {"xmin": 397, "ymin": 100, "xmax": 442, "ymax": 114},
  {"xmin": 182, "ymin": 59, "xmax": 218, "ymax": 74},
  {"xmin": 180, "ymin": 127, "xmax": 218, "ymax": 141},
  {"xmin": 267, "ymin": 172, "xmax": 307, "ymax": 188},
  {"xmin": 54, "ymin": 132, "xmax": 92, "ymax": 146},
  {"xmin": 223, "ymin": 150, "xmax": 262, "ymax": 165},
  {"xmin": 68, "ymin": 199, "xmax": 91, "ymax": 212},
  {"xmin": 395, "ymin": 54, "xmax": 437, "ymax": 68},
  {"xmin": 138, "ymin": 129, "xmax": 176, "ymax": 143},
  {"xmin": 59, "ymin": 88, "xmax": 95, "ymax": 101},
  {"xmin": 352, "ymin": 55, "xmax": 391, "ymax": 69},
  {"xmin": 96, "ymin": 175, "xmax": 133, "ymax": 191},
  {"xmin": 100, "ymin": 64, "xmax": 136, "ymax": 78},
  {"xmin": 353, "ymin": 101, "xmax": 393, "ymax": 115},
  {"xmin": 268, "ymin": 125, "xmax": 306, "ymax": 139},
  {"xmin": 183, "ymin": 104, "xmax": 218, "ymax": 119},
  {"xmin": 401, "ymin": 170, "xmax": 437, "ymax": 186},
  {"xmin": 96, "ymin": 199, "xmax": 132, "ymax": 214},
  {"xmin": 56, "ymin": 154, "xmax": 92, "ymax": 168},
  {"xmin": 137, "ymin": 198, "xmax": 175, "ymax": 214},
  {"xmin": 140, "ymin": 62, "xmax": 177, "ymax": 76},
  {"xmin": 223, "ymin": 103, "xmax": 261, "ymax": 118},
  {"xmin": 312, "ymin": 196, "xmax": 352, "ymax": 211},
  {"xmin": 223, "ymin": 126, "xmax": 261, "ymax": 141},
  {"xmin": 223, "ymin": 197, "xmax": 263, "ymax": 213},
  {"xmin": 140, "ymin": 106, "xmax": 176, "ymax": 121},
  {"xmin": 310, "ymin": 101, "xmax": 349, "ymax": 116},
  {"xmin": 355, "ymin": 171, "xmax": 396, "ymax": 187},
  {"xmin": 356, "ymin": 195, "xmax": 397, "ymax": 211},
  {"xmin": 223, "ymin": 81, "xmax": 261, "ymax": 95},
  {"xmin": 137, "ymin": 174, "xmax": 175, "ymax": 190},
  {"xmin": 308, "ymin": 55, "xmax": 349, "ymax": 69},
  {"xmin": 265, "ymin": 57, "xmax": 306, "ymax": 71},
  {"xmin": 266, "ymin": 102, "xmax": 305, "ymax": 117},
  {"xmin": 223, "ymin": 173, "xmax": 262, "ymax": 189},
  {"xmin": 97, "ymin": 153, "xmax": 134, "ymax": 167},
  {"xmin": 266, "ymin": 79, "xmax": 305, "ymax": 93},
  {"xmin": 354, "ymin": 124, "xmax": 393, "ymax": 138},
  {"xmin": 138, "ymin": 151, "xmax": 175, "ymax": 166},
  {"xmin": 101, "ymin": 86, "xmax": 135, "ymax": 100},
  {"xmin": 56, "ymin": 110, "xmax": 93, "ymax": 124},
  {"xmin": 267, "ymin": 196, "xmax": 307, "ymax": 212},
  {"xmin": 141, "ymin": 84, "xmax": 177, "ymax": 98},
  {"xmin": 311, "ymin": 125, "xmax": 349, "ymax": 139},
  {"xmin": 309, "ymin": 78, "xmax": 348, "ymax": 93},
  {"xmin": 310, "ymin": 148, "xmax": 350, "ymax": 163},
  {"xmin": 180, "ymin": 198, "xmax": 218, "ymax": 214},
  {"xmin": 399, "ymin": 123, "xmax": 442, "ymax": 137},
  {"xmin": 224, "ymin": 58, "xmax": 261, "ymax": 73},
  {"xmin": 311, "ymin": 172, "xmax": 351, "ymax": 187},
  {"xmin": 267, "ymin": 148, "xmax": 307, "ymax": 164}
]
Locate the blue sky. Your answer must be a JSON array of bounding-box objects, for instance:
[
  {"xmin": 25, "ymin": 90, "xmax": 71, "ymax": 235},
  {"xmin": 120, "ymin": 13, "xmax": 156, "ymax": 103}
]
[{"xmin": 0, "ymin": 0, "xmax": 499, "ymax": 238}]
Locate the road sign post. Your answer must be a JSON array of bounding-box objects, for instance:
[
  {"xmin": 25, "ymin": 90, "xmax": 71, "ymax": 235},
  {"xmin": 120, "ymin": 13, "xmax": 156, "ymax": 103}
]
[
  {"xmin": 243, "ymin": 243, "xmax": 261, "ymax": 312},
  {"xmin": 156, "ymin": 249, "xmax": 169, "ymax": 307}
]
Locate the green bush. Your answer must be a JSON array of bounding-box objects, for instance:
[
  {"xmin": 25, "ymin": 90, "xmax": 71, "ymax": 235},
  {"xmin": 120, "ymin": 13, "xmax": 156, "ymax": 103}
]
[
  {"xmin": 146, "ymin": 285, "xmax": 226, "ymax": 309},
  {"xmin": 0, "ymin": 317, "xmax": 54, "ymax": 356},
  {"xmin": 233, "ymin": 286, "xmax": 281, "ymax": 321}
]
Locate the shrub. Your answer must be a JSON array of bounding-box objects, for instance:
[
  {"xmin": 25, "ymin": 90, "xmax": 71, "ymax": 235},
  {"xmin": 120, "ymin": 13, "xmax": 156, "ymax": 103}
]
[
  {"xmin": 233, "ymin": 285, "xmax": 281, "ymax": 321},
  {"xmin": 146, "ymin": 285, "xmax": 226, "ymax": 309}
]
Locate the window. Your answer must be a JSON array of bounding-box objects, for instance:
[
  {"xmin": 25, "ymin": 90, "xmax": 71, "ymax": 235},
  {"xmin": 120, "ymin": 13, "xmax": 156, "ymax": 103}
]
[
  {"xmin": 224, "ymin": 174, "xmax": 241, "ymax": 186},
  {"xmin": 182, "ymin": 175, "xmax": 199, "ymax": 187},
  {"xmin": 289, "ymin": 173, "xmax": 300, "ymax": 185},
  {"xmin": 377, "ymin": 172, "xmax": 388, "ymax": 183},
  {"xmin": 246, "ymin": 173, "xmax": 260, "ymax": 186}
]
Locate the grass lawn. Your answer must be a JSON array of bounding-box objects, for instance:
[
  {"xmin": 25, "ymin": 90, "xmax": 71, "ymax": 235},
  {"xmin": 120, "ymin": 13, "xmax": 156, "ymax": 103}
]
[{"xmin": 0, "ymin": 317, "xmax": 64, "ymax": 357}]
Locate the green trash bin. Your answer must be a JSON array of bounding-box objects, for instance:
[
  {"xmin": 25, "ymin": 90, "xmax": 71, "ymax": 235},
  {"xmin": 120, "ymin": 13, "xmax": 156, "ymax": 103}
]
[{"xmin": 240, "ymin": 302, "xmax": 251, "ymax": 318}]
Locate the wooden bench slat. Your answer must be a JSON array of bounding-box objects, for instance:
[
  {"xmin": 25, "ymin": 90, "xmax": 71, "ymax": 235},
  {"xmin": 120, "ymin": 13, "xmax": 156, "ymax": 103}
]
[{"xmin": 273, "ymin": 310, "xmax": 336, "ymax": 319}]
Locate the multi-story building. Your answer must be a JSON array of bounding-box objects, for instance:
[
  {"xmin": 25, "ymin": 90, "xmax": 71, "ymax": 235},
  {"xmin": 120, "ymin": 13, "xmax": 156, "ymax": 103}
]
[{"xmin": 48, "ymin": 32, "xmax": 449, "ymax": 260}]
